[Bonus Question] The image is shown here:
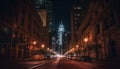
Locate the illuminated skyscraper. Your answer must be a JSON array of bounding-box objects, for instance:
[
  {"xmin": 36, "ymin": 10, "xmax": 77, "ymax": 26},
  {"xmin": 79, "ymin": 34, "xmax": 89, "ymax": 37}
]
[{"xmin": 58, "ymin": 21, "xmax": 65, "ymax": 54}]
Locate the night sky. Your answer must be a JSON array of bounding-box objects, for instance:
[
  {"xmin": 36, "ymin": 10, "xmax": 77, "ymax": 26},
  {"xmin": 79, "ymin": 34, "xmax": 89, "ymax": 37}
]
[{"xmin": 53, "ymin": 0, "xmax": 87, "ymax": 31}]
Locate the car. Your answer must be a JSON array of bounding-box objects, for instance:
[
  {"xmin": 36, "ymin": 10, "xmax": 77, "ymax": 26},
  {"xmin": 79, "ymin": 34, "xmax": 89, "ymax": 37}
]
[{"xmin": 30, "ymin": 54, "xmax": 45, "ymax": 61}]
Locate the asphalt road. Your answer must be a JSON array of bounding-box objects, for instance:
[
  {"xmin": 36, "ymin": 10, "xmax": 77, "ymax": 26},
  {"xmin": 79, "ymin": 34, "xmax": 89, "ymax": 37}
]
[
  {"xmin": 29, "ymin": 57, "xmax": 120, "ymax": 69},
  {"xmin": 0, "ymin": 57, "xmax": 119, "ymax": 69}
]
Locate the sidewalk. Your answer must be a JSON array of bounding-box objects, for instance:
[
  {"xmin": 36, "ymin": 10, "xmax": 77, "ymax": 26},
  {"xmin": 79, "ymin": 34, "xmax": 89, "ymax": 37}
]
[
  {"xmin": 0, "ymin": 59, "xmax": 27, "ymax": 69},
  {"xmin": 0, "ymin": 57, "xmax": 53, "ymax": 69},
  {"xmin": 89, "ymin": 59, "xmax": 120, "ymax": 69},
  {"xmin": 90, "ymin": 59, "xmax": 120, "ymax": 64}
]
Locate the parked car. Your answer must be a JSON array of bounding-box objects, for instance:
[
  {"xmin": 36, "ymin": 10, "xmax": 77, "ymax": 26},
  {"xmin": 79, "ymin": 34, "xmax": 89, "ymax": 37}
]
[
  {"xmin": 71, "ymin": 56, "xmax": 76, "ymax": 60},
  {"xmin": 30, "ymin": 54, "xmax": 45, "ymax": 61}
]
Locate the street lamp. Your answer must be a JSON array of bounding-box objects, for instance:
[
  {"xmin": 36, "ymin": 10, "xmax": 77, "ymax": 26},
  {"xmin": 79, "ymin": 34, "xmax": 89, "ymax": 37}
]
[
  {"xmin": 33, "ymin": 41, "xmax": 37, "ymax": 50},
  {"xmin": 84, "ymin": 38, "xmax": 88, "ymax": 56},
  {"xmin": 84, "ymin": 38, "xmax": 88, "ymax": 42},
  {"xmin": 76, "ymin": 45, "xmax": 79, "ymax": 57},
  {"xmin": 33, "ymin": 41, "xmax": 37, "ymax": 45},
  {"xmin": 76, "ymin": 45, "xmax": 79, "ymax": 48},
  {"xmin": 29, "ymin": 41, "xmax": 37, "ymax": 57},
  {"xmin": 41, "ymin": 44, "xmax": 45, "ymax": 48},
  {"xmin": 84, "ymin": 38, "xmax": 88, "ymax": 48},
  {"xmin": 47, "ymin": 48, "xmax": 50, "ymax": 51}
]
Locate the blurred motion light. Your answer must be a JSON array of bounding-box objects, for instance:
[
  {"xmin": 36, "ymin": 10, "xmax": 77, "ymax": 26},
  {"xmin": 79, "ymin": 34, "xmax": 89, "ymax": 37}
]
[{"xmin": 56, "ymin": 54, "xmax": 64, "ymax": 58}]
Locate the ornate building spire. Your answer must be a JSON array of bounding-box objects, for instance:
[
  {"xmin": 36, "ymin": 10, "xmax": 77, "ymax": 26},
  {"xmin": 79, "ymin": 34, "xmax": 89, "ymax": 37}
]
[{"xmin": 57, "ymin": 21, "xmax": 65, "ymax": 54}]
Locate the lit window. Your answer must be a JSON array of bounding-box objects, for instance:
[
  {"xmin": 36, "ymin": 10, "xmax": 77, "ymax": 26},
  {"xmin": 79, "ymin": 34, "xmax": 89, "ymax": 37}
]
[
  {"xmin": 75, "ymin": 18, "xmax": 77, "ymax": 20},
  {"xmin": 52, "ymin": 37, "xmax": 55, "ymax": 40},
  {"xmin": 77, "ymin": 7, "xmax": 81, "ymax": 9}
]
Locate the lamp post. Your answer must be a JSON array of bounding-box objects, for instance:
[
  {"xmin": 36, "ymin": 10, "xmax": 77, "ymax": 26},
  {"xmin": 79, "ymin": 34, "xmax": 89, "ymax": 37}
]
[
  {"xmin": 29, "ymin": 41, "xmax": 36, "ymax": 57},
  {"xmin": 41, "ymin": 44, "xmax": 45, "ymax": 49},
  {"xmin": 76, "ymin": 45, "xmax": 79, "ymax": 57},
  {"xmin": 47, "ymin": 48, "xmax": 50, "ymax": 58},
  {"xmin": 33, "ymin": 41, "xmax": 37, "ymax": 50},
  {"xmin": 47, "ymin": 48, "xmax": 50, "ymax": 51},
  {"xmin": 76, "ymin": 45, "xmax": 79, "ymax": 48},
  {"xmin": 33, "ymin": 41, "xmax": 37, "ymax": 45},
  {"xmin": 84, "ymin": 38, "xmax": 88, "ymax": 56},
  {"xmin": 84, "ymin": 38, "xmax": 88, "ymax": 43}
]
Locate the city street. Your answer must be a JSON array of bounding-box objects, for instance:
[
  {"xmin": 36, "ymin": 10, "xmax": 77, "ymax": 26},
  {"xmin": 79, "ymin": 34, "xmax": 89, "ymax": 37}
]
[
  {"xmin": 17, "ymin": 58, "xmax": 119, "ymax": 69},
  {"xmin": 0, "ymin": 0, "xmax": 120, "ymax": 69}
]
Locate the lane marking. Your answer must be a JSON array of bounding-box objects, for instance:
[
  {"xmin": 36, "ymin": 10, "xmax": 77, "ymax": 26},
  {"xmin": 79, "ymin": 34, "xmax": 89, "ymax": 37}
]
[{"xmin": 29, "ymin": 58, "xmax": 57, "ymax": 69}]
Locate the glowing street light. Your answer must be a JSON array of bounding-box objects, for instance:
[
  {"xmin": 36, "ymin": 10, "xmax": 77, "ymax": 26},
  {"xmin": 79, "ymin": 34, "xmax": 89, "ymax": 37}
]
[
  {"xmin": 84, "ymin": 38, "xmax": 88, "ymax": 42},
  {"xmin": 84, "ymin": 38, "xmax": 88, "ymax": 56},
  {"xmin": 76, "ymin": 45, "xmax": 79, "ymax": 57},
  {"xmin": 33, "ymin": 41, "xmax": 37, "ymax": 45},
  {"xmin": 29, "ymin": 41, "xmax": 36, "ymax": 57},
  {"xmin": 49, "ymin": 49, "xmax": 53, "ymax": 52},
  {"xmin": 81, "ymin": 47, "xmax": 84, "ymax": 51},
  {"xmin": 76, "ymin": 45, "xmax": 79, "ymax": 48},
  {"xmin": 41, "ymin": 44, "xmax": 45, "ymax": 48},
  {"xmin": 47, "ymin": 48, "xmax": 50, "ymax": 51}
]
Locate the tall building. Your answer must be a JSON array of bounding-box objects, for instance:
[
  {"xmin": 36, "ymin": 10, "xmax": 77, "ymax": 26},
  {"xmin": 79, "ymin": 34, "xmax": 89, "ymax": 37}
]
[
  {"xmin": 31, "ymin": 0, "xmax": 54, "ymax": 50},
  {"xmin": 45, "ymin": 0, "xmax": 55, "ymax": 32},
  {"xmin": 70, "ymin": 1, "xmax": 89, "ymax": 49},
  {"xmin": 0, "ymin": 0, "xmax": 44, "ymax": 59},
  {"xmin": 57, "ymin": 22, "xmax": 65, "ymax": 54},
  {"xmin": 32, "ymin": 0, "xmax": 45, "ymax": 10},
  {"xmin": 76, "ymin": 0, "xmax": 120, "ymax": 60},
  {"xmin": 62, "ymin": 31, "xmax": 71, "ymax": 54},
  {"xmin": 71, "ymin": 2, "xmax": 82, "ymax": 47},
  {"xmin": 32, "ymin": 0, "xmax": 55, "ymax": 49}
]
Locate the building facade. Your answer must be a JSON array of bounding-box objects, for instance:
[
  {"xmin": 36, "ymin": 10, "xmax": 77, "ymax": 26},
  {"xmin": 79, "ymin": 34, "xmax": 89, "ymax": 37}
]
[
  {"xmin": 32, "ymin": 0, "xmax": 55, "ymax": 50},
  {"xmin": 71, "ymin": 2, "xmax": 82, "ymax": 46},
  {"xmin": 76, "ymin": 0, "xmax": 120, "ymax": 60},
  {"xmin": 0, "ymin": 0, "xmax": 47, "ymax": 59},
  {"xmin": 70, "ymin": 2, "xmax": 88, "ymax": 49}
]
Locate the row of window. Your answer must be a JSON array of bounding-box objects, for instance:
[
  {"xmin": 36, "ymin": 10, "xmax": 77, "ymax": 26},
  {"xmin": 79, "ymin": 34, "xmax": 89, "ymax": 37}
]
[
  {"xmin": 74, "ymin": 6, "xmax": 81, "ymax": 10},
  {"xmin": 75, "ymin": 14, "xmax": 80, "ymax": 16}
]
